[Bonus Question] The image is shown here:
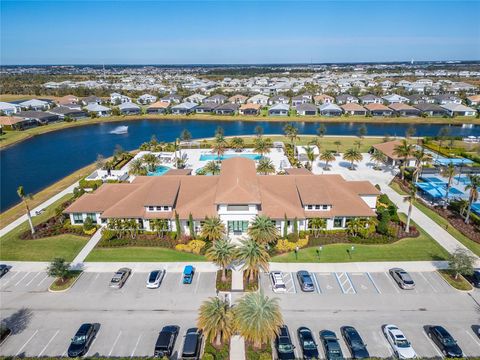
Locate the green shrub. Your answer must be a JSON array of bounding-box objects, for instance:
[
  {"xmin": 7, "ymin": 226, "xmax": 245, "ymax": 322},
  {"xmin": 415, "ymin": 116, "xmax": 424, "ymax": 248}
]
[
  {"xmin": 79, "ymin": 179, "xmax": 103, "ymax": 189},
  {"xmin": 202, "ymin": 354, "xmax": 215, "ymax": 360},
  {"xmin": 101, "ymin": 229, "xmax": 116, "ymax": 241},
  {"xmin": 83, "ymin": 217, "xmax": 94, "ymax": 231}
]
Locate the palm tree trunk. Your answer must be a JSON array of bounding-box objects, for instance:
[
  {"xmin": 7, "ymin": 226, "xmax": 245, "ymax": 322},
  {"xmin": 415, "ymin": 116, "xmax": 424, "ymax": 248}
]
[
  {"xmin": 444, "ymin": 185, "xmax": 450, "ymax": 209},
  {"xmin": 221, "ymin": 267, "xmax": 227, "ymax": 282},
  {"xmin": 215, "ymin": 332, "xmax": 222, "ymax": 347},
  {"xmin": 405, "ymin": 201, "xmax": 413, "ymax": 232},
  {"xmin": 465, "ymin": 200, "xmax": 473, "ymax": 224},
  {"xmin": 24, "ymin": 200, "xmax": 35, "ymax": 235}
]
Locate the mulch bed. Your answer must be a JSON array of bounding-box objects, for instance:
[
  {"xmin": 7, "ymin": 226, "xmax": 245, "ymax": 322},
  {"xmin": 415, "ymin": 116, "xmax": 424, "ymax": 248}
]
[
  {"xmin": 243, "ymin": 274, "xmax": 259, "ymax": 292},
  {"xmin": 216, "ymin": 270, "xmax": 232, "ymax": 292},
  {"xmin": 433, "ymin": 207, "xmax": 480, "ymax": 243},
  {"xmin": 20, "ymin": 216, "xmax": 85, "ymax": 240}
]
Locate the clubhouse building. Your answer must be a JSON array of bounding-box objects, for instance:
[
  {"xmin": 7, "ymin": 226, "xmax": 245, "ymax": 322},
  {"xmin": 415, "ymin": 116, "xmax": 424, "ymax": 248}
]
[{"xmin": 65, "ymin": 158, "xmax": 380, "ymax": 235}]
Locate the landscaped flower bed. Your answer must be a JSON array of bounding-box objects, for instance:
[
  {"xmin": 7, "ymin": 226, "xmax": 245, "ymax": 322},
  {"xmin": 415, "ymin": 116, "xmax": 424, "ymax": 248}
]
[
  {"xmin": 20, "ymin": 217, "xmax": 87, "ymax": 240},
  {"xmin": 216, "ymin": 269, "xmax": 232, "ymax": 291}
]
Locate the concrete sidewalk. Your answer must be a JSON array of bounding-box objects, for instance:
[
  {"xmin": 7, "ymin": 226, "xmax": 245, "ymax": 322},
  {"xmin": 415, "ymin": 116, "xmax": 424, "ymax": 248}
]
[
  {"xmin": 0, "ymin": 181, "xmax": 79, "ymax": 237},
  {"xmin": 231, "ymin": 269, "xmax": 244, "ymax": 291},
  {"xmin": 71, "ymin": 227, "xmax": 104, "ymax": 266},
  {"xmin": 230, "ymin": 335, "xmax": 246, "ymax": 360}
]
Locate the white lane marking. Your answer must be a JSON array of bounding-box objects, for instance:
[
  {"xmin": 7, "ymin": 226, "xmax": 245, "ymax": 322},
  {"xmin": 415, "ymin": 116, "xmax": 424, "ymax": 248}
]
[
  {"xmin": 108, "ymin": 331, "xmax": 122, "ymax": 356},
  {"xmin": 367, "ymin": 272, "xmax": 381, "ymax": 294},
  {"xmin": 25, "ymin": 272, "xmax": 42, "ymax": 287},
  {"xmin": 419, "ymin": 272, "xmax": 438, "ymax": 293},
  {"xmin": 1, "ymin": 271, "xmax": 20, "ymax": 287},
  {"xmin": 380, "ymin": 330, "xmax": 394, "ymax": 356},
  {"xmin": 346, "ymin": 273, "xmax": 357, "ymax": 294},
  {"xmin": 311, "ymin": 272, "xmax": 321, "ymax": 294},
  {"xmin": 290, "ymin": 272, "xmax": 297, "ymax": 294},
  {"xmin": 194, "ymin": 272, "xmax": 202, "ymax": 293},
  {"xmin": 37, "ymin": 274, "xmax": 51, "ymax": 287},
  {"xmin": 334, "ymin": 272, "xmax": 346, "ymax": 294},
  {"xmin": 130, "ymin": 333, "xmax": 142, "ymax": 357},
  {"xmin": 84, "ymin": 334, "xmax": 98, "ymax": 357},
  {"xmin": 422, "ymin": 330, "xmax": 443, "ymax": 358},
  {"xmin": 16, "ymin": 329, "xmax": 39, "ymax": 356},
  {"xmin": 383, "ymin": 272, "xmax": 400, "ymax": 293},
  {"xmin": 466, "ymin": 330, "xmax": 480, "ymax": 347},
  {"xmin": 14, "ymin": 272, "xmax": 30, "ymax": 286},
  {"xmin": 61, "ymin": 350, "xmax": 67, "ymax": 357},
  {"xmin": 335, "ymin": 272, "xmax": 356, "ymax": 294},
  {"xmin": 38, "ymin": 330, "xmax": 60, "ymax": 357}
]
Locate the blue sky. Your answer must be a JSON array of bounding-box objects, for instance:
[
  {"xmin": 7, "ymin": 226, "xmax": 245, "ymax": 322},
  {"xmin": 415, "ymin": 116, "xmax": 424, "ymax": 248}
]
[{"xmin": 1, "ymin": 1, "xmax": 479, "ymax": 64}]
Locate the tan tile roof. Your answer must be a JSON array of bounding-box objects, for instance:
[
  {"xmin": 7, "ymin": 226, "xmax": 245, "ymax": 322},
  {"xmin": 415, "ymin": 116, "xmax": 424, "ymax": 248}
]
[
  {"xmin": 364, "ymin": 103, "xmax": 391, "ymax": 111},
  {"xmin": 148, "ymin": 101, "xmax": 170, "ymax": 109},
  {"xmin": 313, "ymin": 94, "xmax": 334, "ymax": 102},
  {"xmin": 346, "ymin": 181, "xmax": 382, "ymax": 195},
  {"xmin": 341, "ymin": 103, "xmax": 367, "ymax": 112},
  {"xmin": 388, "ymin": 103, "xmax": 417, "ymax": 111},
  {"xmin": 467, "ymin": 95, "xmax": 480, "ymax": 102},
  {"xmin": 372, "ymin": 140, "xmax": 414, "ymax": 160},
  {"xmin": 239, "ymin": 103, "xmax": 262, "ymax": 110},
  {"xmin": 0, "ymin": 116, "xmax": 25, "ymax": 126},
  {"xmin": 284, "ymin": 168, "xmax": 313, "ymax": 175},
  {"xmin": 228, "ymin": 95, "xmax": 248, "ymax": 103},
  {"xmin": 57, "ymin": 95, "xmax": 79, "ymax": 105},
  {"xmin": 164, "ymin": 169, "xmax": 192, "ymax": 176}
]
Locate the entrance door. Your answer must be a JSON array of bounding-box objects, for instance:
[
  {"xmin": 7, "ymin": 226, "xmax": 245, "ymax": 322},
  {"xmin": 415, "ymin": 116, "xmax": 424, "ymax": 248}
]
[{"xmin": 228, "ymin": 220, "xmax": 249, "ymax": 235}]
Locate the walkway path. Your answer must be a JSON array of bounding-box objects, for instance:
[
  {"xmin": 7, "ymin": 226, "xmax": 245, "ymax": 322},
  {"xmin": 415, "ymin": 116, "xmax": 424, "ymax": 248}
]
[
  {"xmin": 0, "ymin": 181, "xmax": 79, "ymax": 237},
  {"xmin": 230, "ymin": 335, "xmax": 246, "ymax": 360},
  {"xmin": 231, "ymin": 268, "xmax": 244, "ymax": 291},
  {"xmin": 71, "ymin": 227, "xmax": 104, "ymax": 267}
]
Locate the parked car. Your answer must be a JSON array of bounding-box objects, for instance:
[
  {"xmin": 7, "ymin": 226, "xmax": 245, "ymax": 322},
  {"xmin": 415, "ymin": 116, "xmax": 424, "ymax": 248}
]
[
  {"xmin": 275, "ymin": 325, "xmax": 295, "ymax": 360},
  {"xmin": 297, "ymin": 271, "xmax": 315, "ymax": 292},
  {"xmin": 319, "ymin": 330, "xmax": 344, "ymax": 360},
  {"xmin": 67, "ymin": 323, "xmax": 98, "ymax": 358},
  {"xmin": 154, "ymin": 325, "xmax": 179, "ymax": 357},
  {"xmin": 270, "ymin": 271, "xmax": 287, "ymax": 293},
  {"xmin": 109, "ymin": 268, "xmax": 132, "ymax": 288},
  {"xmin": 146, "ymin": 269, "xmax": 165, "ymax": 289},
  {"xmin": 389, "ymin": 268, "xmax": 415, "ymax": 289},
  {"xmin": 0, "ymin": 265, "xmax": 9, "ymax": 278},
  {"xmin": 183, "ymin": 266, "xmax": 195, "ymax": 284},
  {"xmin": 383, "ymin": 324, "xmax": 416, "ymax": 359},
  {"xmin": 427, "ymin": 325, "xmax": 463, "ymax": 358},
  {"xmin": 297, "ymin": 327, "xmax": 319, "ymax": 359},
  {"xmin": 465, "ymin": 269, "xmax": 480, "ymax": 288},
  {"xmin": 340, "ymin": 326, "xmax": 369, "ymax": 359},
  {"xmin": 181, "ymin": 328, "xmax": 203, "ymax": 360}
]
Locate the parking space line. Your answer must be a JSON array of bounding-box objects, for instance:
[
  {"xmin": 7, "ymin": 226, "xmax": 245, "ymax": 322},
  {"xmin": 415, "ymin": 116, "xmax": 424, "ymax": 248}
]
[
  {"xmin": 25, "ymin": 272, "xmax": 41, "ymax": 287},
  {"xmin": 16, "ymin": 329, "xmax": 39, "ymax": 356},
  {"xmin": 130, "ymin": 333, "xmax": 142, "ymax": 357},
  {"xmin": 334, "ymin": 272, "xmax": 356, "ymax": 294},
  {"xmin": 311, "ymin": 272, "xmax": 321, "ymax": 294},
  {"xmin": 346, "ymin": 273, "xmax": 357, "ymax": 293},
  {"xmin": 194, "ymin": 272, "xmax": 202, "ymax": 293},
  {"xmin": 466, "ymin": 330, "xmax": 480, "ymax": 347},
  {"xmin": 1, "ymin": 271, "xmax": 20, "ymax": 287},
  {"xmin": 84, "ymin": 334, "xmax": 98, "ymax": 357},
  {"xmin": 380, "ymin": 330, "xmax": 394, "ymax": 357},
  {"xmin": 422, "ymin": 330, "xmax": 443, "ymax": 358},
  {"xmin": 108, "ymin": 331, "xmax": 122, "ymax": 356},
  {"xmin": 38, "ymin": 330, "xmax": 60, "ymax": 357},
  {"xmin": 419, "ymin": 273, "xmax": 438, "ymax": 293},
  {"xmin": 290, "ymin": 272, "xmax": 297, "ymax": 294},
  {"xmin": 383, "ymin": 272, "xmax": 400, "ymax": 293},
  {"xmin": 14, "ymin": 272, "xmax": 30, "ymax": 286},
  {"xmin": 366, "ymin": 272, "xmax": 381, "ymax": 294},
  {"xmin": 37, "ymin": 274, "xmax": 51, "ymax": 287}
]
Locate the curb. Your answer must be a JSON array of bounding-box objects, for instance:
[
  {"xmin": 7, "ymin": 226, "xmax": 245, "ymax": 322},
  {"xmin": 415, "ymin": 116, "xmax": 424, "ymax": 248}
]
[
  {"xmin": 436, "ymin": 271, "xmax": 474, "ymax": 293},
  {"xmin": 48, "ymin": 272, "xmax": 83, "ymax": 293}
]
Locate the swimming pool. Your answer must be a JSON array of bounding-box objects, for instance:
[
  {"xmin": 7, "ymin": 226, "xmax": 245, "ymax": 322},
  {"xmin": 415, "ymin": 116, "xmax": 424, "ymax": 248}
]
[
  {"xmin": 148, "ymin": 165, "xmax": 171, "ymax": 176},
  {"xmin": 199, "ymin": 153, "xmax": 262, "ymax": 161}
]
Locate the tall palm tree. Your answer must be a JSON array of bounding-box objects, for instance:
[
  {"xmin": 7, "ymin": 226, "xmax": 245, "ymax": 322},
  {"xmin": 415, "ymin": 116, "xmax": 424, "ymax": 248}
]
[
  {"xmin": 319, "ymin": 150, "xmax": 335, "ymax": 170},
  {"xmin": 230, "ymin": 137, "xmax": 245, "ymax": 152},
  {"xmin": 128, "ymin": 158, "xmax": 147, "ymax": 176},
  {"xmin": 180, "ymin": 129, "xmax": 192, "ymax": 142},
  {"xmin": 206, "ymin": 238, "xmax": 236, "ymax": 282},
  {"xmin": 343, "ymin": 148, "xmax": 363, "ymax": 170},
  {"xmin": 333, "ymin": 140, "xmax": 342, "ymax": 154},
  {"xmin": 354, "ymin": 139, "xmax": 362, "ymax": 150},
  {"xmin": 253, "ymin": 137, "xmax": 272, "ymax": 157},
  {"xmin": 412, "ymin": 149, "xmax": 432, "ymax": 182},
  {"xmin": 17, "ymin": 186, "xmax": 35, "ymax": 235},
  {"xmin": 256, "ymin": 157, "xmax": 275, "ymax": 175},
  {"xmin": 203, "ymin": 160, "xmax": 221, "ymax": 175},
  {"xmin": 465, "ymin": 175, "xmax": 480, "ymax": 224},
  {"xmin": 370, "ymin": 151, "xmax": 386, "ymax": 170},
  {"xmin": 234, "ymin": 291, "xmax": 283, "ymax": 349},
  {"xmin": 201, "ymin": 216, "xmax": 226, "ymax": 242},
  {"xmin": 212, "ymin": 134, "xmax": 228, "ymax": 161},
  {"xmin": 303, "ymin": 146, "xmax": 316, "ymax": 168},
  {"xmin": 440, "ymin": 163, "xmax": 455, "ymax": 208},
  {"xmin": 393, "ymin": 139, "xmax": 414, "ymax": 180},
  {"xmin": 404, "ymin": 183, "xmax": 417, "ymax": 232},
  {"xmin": 236, "ymin": 237, "xmax": 270, "ymax": 282},
  {"xmin": 248, "ymin": 215, "xmax": 279, "ymax": 244},
  {"xmin": 308, "ymin": 217, "xmax": 326, "ymax": 238},
  {"xmin": 197, "ymin": 297, "xmax": 233, "ymax": 346},
  {"xmin": 142, "ymin": 153, "xmax": 159, "ymax": 172},
  {"xmin": 283, "ymin": 123, "xmax": 299, "ymax": 147}
]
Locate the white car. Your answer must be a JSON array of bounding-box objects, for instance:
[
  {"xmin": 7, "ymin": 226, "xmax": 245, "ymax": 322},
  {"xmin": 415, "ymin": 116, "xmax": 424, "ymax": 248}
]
[
  {"xmin": 146, "ymin": 269, "xmax": 165, "ymax": 289},
  {"xmin": 383, "ymin": 324, "xmax": 417, "ymax": 359},
  {"xmin": 270, "ymin": 271, "xmax": 287, "ymax": 293}
]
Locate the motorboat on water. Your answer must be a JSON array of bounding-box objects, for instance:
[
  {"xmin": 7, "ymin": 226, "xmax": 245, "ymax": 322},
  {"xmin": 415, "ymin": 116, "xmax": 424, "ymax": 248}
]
[{"xmin": 110, "ymin": 125, "xmax": 128, "ymax": 134}]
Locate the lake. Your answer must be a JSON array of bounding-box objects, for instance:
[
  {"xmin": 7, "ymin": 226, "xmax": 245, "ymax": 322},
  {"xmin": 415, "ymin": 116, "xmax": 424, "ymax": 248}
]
[{"xmin": 1, "ymin": 119, "xmax": 479, "ymax": 211}]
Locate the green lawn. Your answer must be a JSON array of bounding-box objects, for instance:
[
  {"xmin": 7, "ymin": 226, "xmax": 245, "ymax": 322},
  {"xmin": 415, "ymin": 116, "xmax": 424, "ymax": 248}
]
[
  {"xmin": 85, "ymin": 247, "xmax": 207, "ymax": 262},
  {"xmin": 0, "ymin": 195, "xmax": 88, "ymax": 261},
  {"xmin": 272, "ymin": 216, "xmax": 449, "ymax": 263}
]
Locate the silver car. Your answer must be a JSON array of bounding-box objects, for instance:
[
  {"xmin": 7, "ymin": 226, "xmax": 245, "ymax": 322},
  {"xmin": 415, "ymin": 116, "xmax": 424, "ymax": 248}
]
[
  {"xmin": 146, "ymin": 269, "xmax": 165, "ymax": 289},
  {"xmin": 109, "ymin": 268, "xmax": 132, "ymax": 289},
  {"xmin": 389, "ymin": 268, "xmax": 415, "ymax": 290}
]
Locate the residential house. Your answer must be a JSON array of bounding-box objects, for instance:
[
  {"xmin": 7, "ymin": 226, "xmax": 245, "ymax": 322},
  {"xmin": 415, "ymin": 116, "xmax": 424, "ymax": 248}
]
[
  {"xmin": 388, "ymin": 103, "xmax": 421, "ymax": 117},
  {"xmin": 0, "ymin": 102, "xmax": 20, "ymax": 116},
  {"xmin": 171, "ymin": 102, "xmax": 198, "ymax": 115},
  {"xmin": 0, "ymin": 116, "xmax": 38, "ymax": 130},
  {"xmin": 466, "ymin": 95, "xmax": 480, "ymax": 107},
  {"xmin": 195, "ymin": 103, "xmax": 218, "ymax": 114},
  {"xmin": 319, "ymin": 103, "xmax": 342, "ymax": 116},
  {"xmin": 292, "ymin": 94, "xmax": 312, "ymax": 106},
  {"xmin": 296, "ymin": 103, "xmax": 317, "ymax": 116},
  {"xmin": 335, "ymin": 94, "xmax": 359, "ymax": 105},
  {"xmin": 110, "ymin": 93, "xmax": 131, "ymax": 104},
  {"xmin": 84, "ymin": 103, "xmax": 112, "ymax": 117},
  {"xmin": 406, "ymin": 94, "xmax": 433, "ymax": 104},
  {"xmin": 204, "ymin": 94, "xmax": 227, "ymax": 105},
  {"xmin": 214, "ymin": 103, "xmax": 239, "ymax": 115},
  {"xmin": 382, "ymin": 94, "xmax": 409, "ymax": 104},
  {"xmin": 239, "ymin": 103, "xmax": 261, "ymax": 115},
  {"xmin": 440, "ymin": 103, "xmax": 476, "ymax": 117},
  {"xmin": 433, "ymin": 94, "xmax": 462, "ymax": 105},
  {"xmin": 313, "ymin": 94, "xmax": 334, "ymax": 105},
  {"xmin": 16, "ymin": 110, "xmax": 60, "ymax": 124},
  {"xmin": 228, "ymin": 94, "xmax": 248, "ymax": 104},
  {"xmin": 81, "ymin": 96, "xmax": 102, "ymax": 106},
  {"xmin": 341, "ymin": 103, "xmax": 367, "ymax": 116},
  {"xmin": 413, "ymin": 103, "xmax": 446, "ymax": 117},
  {"xmin": 372, "ymin": 140, "xmax": 416, "ymax": 167},
  {"xmin": 146, "ymin": 101, "xmax": 170, "ymax": 114},
  {"xmin": 161, "ymin": 94, "xmax": 183, "ymax": 104},
  {"xmin": 137, "ymin": 94, "xmax": 157, "ymax": 105},
  {"xmin": 364, "ymin": 103, "xmax": 393, "ymax": 116},
  {"xmin": 247, "ymin": 94, "xmax": 269, "ymax": 106},
  {"xmin": 184, "ymin": 94, "xmax": 207, "ymax": 104},
  {"xmin": 118, "ymin": 102, "xmax": 141, "ymax": 115},
  {"xmin": 18, "ymin": 99, "xmax": 50, "ymax": 111},
  {"xmin": 64, "ymin": 157, "xmax": 380, "ymax": 234},
  {"xmin": 57, "ymin": 95, "xmax": 79, "ymax": 105},
  {"xmin": 268, "ymin": 103, "xmax": 289, "ymax": 116},
  {"xmin": 359, "ymin": 94, "xmax": 383, "ymax": 105},
  {"xmin": 269, "ymin": 95, "xmax": 290, "ymax": 105},
  {"xmin": 48, "ymin": 106, "xmax": 88, "ymax": 120}
]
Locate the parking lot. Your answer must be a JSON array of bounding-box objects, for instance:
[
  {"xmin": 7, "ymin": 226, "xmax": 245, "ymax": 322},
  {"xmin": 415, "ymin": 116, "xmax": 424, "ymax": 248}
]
[{"xmin": 0, "ymin": 270, "xmax": 54, "ymax": 293}]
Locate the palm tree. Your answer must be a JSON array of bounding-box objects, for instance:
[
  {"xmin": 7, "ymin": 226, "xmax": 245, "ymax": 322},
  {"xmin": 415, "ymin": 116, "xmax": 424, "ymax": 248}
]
[
  {"xmin": 319, "ymin": 150, "xmax": 335, "ymax": 170},
  {"xmin": 316, "ymin": 123, "xmax": 327, "ymax": 138},
  {"xmin": 441, "ymin": 163, "xmax": 455, "ymax": 208},
  {"xmin": 404, "ymin": 183, "xmax": 417, "ymax": 232},
  {"xmin": 412, "ymin": 149, "xmax": 432, "ymax": 182},
  {"xmin": 206, "ymin": 238, "xmax": 236, "ymax": 282},
  {"xmin": 128, "ymin": 158, "xmax": 147, "ymax": 176},
  {"xmin": 303, "ymin": 146, "xmax": 316, "ymax": 168},
  {"xmin": 236, "ymin": 237, "xmax": 270, "ymax": 282},
  {"xmin": 248, "ymin": 215, "xmax": 279, "ymax": 244},
  {"xmin": 180, "ymin": 129, "xmax": 192, "ymax": 142},
  {"xmin": 283, "ymin": 123, "xmax": 299, "ymax": 147},
  {"xmin": 343, "ymin": 148, "xmax": 363, "ymax": 170},
  {"xmin": 308, "ymin": 217, "xmax": 326, "ymax": 238},
  {"xmin": 255, "ymin": 125, "xmax": 264, "ymax": 137},
  {"xmin": 230, "ymin": 137, "xmax": 245, "ymax": 152},
  {"xmin": 212, "ymin": 134, "xmax": 228, "ymax": 161},
  {"xmin": 253, "ymin": 137, "xmax": 272, "ymax": 157},
  {"xmin": 197, "ymin": 297, "xmax": 233, "ymax": 346},
  {"xmin": 201, "ymin": 216, "xmax": 226, "ymax": 242},
  {"xmin": 17, "ymin": 186, "xmax": 35, "ymax": 235},
  {"xmin": 256, "ymin": 157, "xmax": 275, "ymax": 175},
  {"xmin": 354, "ymin": 140, "xmax": 362, "ymax": 150},
  {"xmin": 142, "ymin": 153, "xmax": 159, "ymax": 172},
  {"xmin": 203, "ymin": 161, "xmax": 221, "ymax": 175},
  {"xmin": 234, "ymin": 291, "xmax": 283, "ymax": 349},
  {"xmin": 346, "ymin": 218, "xmax": 365, "ymax": 237},
  {"xmin": 393, "ymin": 139, "xmax": 414, "ymax": 180},
  {"xmin": 465, "ymin": 175, "xmax": 480, "ymax": 224},
  {"xmin": 333, "ymin": 140, "xmax": 342, "ymax": 154},
  {"xmin": 370, "ymin": 151, "xmax": 386, "ymax": 170},
  {"xmin": 149, "ymin": 219, "xmax": 169, "ymax": 236}
]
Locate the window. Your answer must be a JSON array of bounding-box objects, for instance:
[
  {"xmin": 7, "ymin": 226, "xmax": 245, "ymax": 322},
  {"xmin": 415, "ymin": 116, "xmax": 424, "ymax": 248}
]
[
  {"xmin": 315, "ymin": 205, "xmax": 321, "ymax": 210},
  {"xmin": 333, "ymin": 217, "xmax": 343, "ymax": 228},
  {"xmin": 307, "ymin": 205, "xmax": 313, "ymax": 210},
  {"xmin": 322, "ymin": 205, "xmax": 328, "ymax": 210},
  {"xmin": 163, "ymin": 206, "xmax": 169, "ymax": 211},
  {"xmin": 227, "ymin": 205, "xmax": 249, "ymax": 211},
  {"xmin": 148, "ymin": 206, "xmax": 154, "ymax": 211},
  {"xmin": 156, "ymin": 206, "xmax": 162, "ymax": 211},
  {"xmin": 73, "ymin": 213, "xmax": 83, "ymax": 224},
  {"xmin": 86, "ymin": 213, "xmax": 97, "ymax": 224}
]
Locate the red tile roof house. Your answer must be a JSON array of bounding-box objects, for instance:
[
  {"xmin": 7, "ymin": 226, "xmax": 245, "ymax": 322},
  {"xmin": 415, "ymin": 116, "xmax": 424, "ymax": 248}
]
[
  {"xmin": 341, "ymin": 103, "xmax": 367, "ymax": 116},
  {"xmin": 64, "ymin": 158, "xmax": 380, "ymax": 235}
]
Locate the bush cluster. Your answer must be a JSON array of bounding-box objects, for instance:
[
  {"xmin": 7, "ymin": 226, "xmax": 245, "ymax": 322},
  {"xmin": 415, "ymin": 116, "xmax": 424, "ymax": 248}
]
[
  {"xmin": 175, "ymin": 239, "xmax": 206, "ymax": 254},
  {"xmin": 275, "ymin": 238, "xmax": 308, "ymax": 253}
]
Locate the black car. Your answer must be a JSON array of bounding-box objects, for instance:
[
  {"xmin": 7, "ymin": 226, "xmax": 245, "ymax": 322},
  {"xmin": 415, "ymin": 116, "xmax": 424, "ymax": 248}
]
[
  {"xmin": 181, "ymin": 328, "xmax": 203, "ymax": 360},
  {"xmin": 275, "ymin": 325, "xmax": 296, "ymax": 360},
  {"xmin": 297, "ymin": 327, "xmax": 319, "ymax": 359},
  {"xmin": 428, "ymin": 325, "xmax": 463, "ymax": 358},
  {"xmin": 67, "ymin": 323, "xmax": 98, "ymax": 358},
  {"xmin": 0, "ymin": 265, "xmax": 9, "ymax": 278},
  {"xmin": 154, "ymin": 325, "xmax": 179, "ymax": 357},
  {"xmin": 319, "ymin": 330, "xmax": 344, "ymax": 360},
  {"xmin": 297, "ymin": 271, "xmax": 315, "ymax": 292},
  {"xmin": 340, "ymin": 326, "xmax": 369, "ymax": 359},
  {"xmin": 465, "ymin": 269, "xmax": 480, "ymax": 288}
]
